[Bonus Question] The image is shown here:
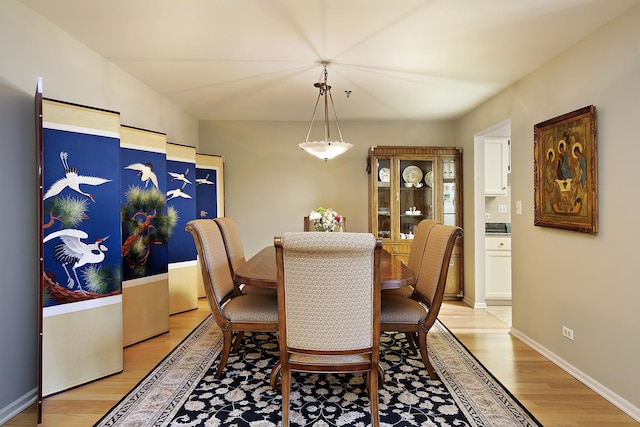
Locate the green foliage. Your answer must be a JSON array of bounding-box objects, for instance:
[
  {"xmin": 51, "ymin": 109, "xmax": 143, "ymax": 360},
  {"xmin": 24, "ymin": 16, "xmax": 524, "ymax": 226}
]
[
  {"xmin": 166, "ymin": 206, "xmax": 179, "ymax": 239},
  {"xmin": 45, "ymin": 195, "xmax": 89, "ymax": 229},
  {"xmin": 43, "ymin": 286, "xmax": 51, "ymax": 306},
  {"xmin": 81, "ymin": 265, "xmax": 121, "ymax": 294},
  {"xmin": 123, "ymin": 186, "xmax": 166, "ymax": 214}
]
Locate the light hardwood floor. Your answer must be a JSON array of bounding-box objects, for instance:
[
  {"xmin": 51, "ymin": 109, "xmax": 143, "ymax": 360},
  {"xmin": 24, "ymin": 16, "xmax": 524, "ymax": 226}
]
[{"xmin": 7, "ymin": 299, "xmax": 637, "ymax": 426}]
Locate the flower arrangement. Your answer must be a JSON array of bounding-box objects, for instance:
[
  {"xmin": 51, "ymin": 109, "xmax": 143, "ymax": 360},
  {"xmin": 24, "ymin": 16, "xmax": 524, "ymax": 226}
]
[{"xmin": 309, "ymin": 207, "xmax": 342, "ymax": 232}]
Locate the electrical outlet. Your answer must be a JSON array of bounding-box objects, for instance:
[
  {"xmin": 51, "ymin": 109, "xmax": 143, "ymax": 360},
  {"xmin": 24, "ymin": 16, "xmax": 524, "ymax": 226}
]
[
  {"xmin": 562, "ymin": 326, "xmax": 574, "ymax": 340},
  {"xmin": 498, "ymin": 204, "xmax": 507, "ymax": 213}
]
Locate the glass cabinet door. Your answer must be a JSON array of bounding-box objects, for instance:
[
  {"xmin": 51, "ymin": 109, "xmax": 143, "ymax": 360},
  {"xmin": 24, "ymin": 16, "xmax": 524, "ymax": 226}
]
[
  {"xmin": 441, "ymin": 158, "xmax": 458, "ymax": 226},
  {"xmin": 374, "ymin": 157, "xmax": 392, "ymax": 240},
  {"xmin": 397, "ymin": 158, "xmax": 434, "ymax": 241}
]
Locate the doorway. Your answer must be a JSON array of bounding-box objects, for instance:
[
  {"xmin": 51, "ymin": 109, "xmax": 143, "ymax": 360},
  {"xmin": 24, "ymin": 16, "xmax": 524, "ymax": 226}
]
[{"xmin": 473, "ymin": 120, "xmax": 512, "ymax": 326}]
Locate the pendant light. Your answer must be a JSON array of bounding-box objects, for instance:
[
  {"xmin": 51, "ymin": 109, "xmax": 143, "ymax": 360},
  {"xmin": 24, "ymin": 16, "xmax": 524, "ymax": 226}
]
[{"xmin": 298, "ymin": 62, "xmax": 353, "ymax": 161}]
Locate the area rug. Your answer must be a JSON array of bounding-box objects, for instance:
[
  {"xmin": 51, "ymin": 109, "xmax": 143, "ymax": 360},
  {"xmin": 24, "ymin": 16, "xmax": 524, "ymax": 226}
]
[{"xmin": 96, "ymin": 316, "xmax": 542, "ymax": 426}]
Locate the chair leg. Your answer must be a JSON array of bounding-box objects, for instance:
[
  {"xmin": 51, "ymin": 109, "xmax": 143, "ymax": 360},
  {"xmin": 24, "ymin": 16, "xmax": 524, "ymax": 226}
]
[
  {"xmin": 417, "ymin": 332, "xmax": 436, "ymax": 379},
  {"xmin": 270, "ymin": 361, "xmax": 282, "ymax": 391},
  {"xmin": 281, "ymin": 368, "xmax": 291, "ymax": 426},
  {"xmin": 377, "ymin": 363, "xmax": 385, "ymax": 386},
  {"xmin": 369, "ymin": 366, "xmax": 380, "ymax": 427},
  {"xmin": 405, "ymin": 332, "xmax": 418, "ymax": 354},
  {"xmin": 214, "ymin": 330, "xmax": 233, "ymax": 378},
  {"xmin": 231, "ymin": 331, "xmax": 245, "ymax": 352}
]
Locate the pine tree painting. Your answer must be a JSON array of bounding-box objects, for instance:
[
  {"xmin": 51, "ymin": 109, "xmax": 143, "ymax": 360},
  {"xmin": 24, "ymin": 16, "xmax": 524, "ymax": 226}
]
[{"xmin": 121, "ymin": 186, "xmax": 177, "ymax": 277}]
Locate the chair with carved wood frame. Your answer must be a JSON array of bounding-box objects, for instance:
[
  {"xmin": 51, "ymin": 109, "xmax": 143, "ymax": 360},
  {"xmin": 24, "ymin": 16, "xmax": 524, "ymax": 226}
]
[
  {"xmin": 383, "ymin": 219, "xmax": 438, "ymax": 298},
  {"xmin": 382, "ymin": 219, "xmax": 439, "ymax": 352},
  {"xmin": 273, "ymin": 232, "xmax": 382, "ymax": 427},
  {"xmin": 380, "ymin": 224, "xmax": 463, "ymax": 379},
  {"xmin": 214, "ymin": 217, "xmax": 275, "ymax": 295},
  {"xmin": 185, "ymin": 219, "xmax": 279, "ymax": 378}
]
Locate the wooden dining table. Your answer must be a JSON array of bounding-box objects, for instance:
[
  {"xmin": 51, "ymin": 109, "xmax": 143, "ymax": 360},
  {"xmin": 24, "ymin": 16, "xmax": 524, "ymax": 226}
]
[{"xmin": 234, "ymin": 246, "xmax": 415, "ymax": 290}]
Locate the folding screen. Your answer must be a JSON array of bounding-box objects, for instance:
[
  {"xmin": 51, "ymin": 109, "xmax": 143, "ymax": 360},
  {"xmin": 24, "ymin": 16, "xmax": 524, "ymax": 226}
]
[
  {"xmin": 120, "ymin": 126, "xmax": 170, "ymax": 346},
  {"xmin": 166, "ymin": 143, "xmax": 198, "ymax": 314},
  {"xmin": 36, "ymin": 79, "xmax": 43, "ymax": 423},
  {"xmin": 195, "ymin": 154, "xmax": 225, "ymax": 296},
  {"xmin": 40, "ymin": 99, "xmax": 123, "ymax": 396}
]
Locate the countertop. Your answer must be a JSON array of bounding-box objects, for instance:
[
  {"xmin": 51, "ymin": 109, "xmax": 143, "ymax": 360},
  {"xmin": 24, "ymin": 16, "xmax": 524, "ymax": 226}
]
[{"xmin": 485, "ymin": 222, "xmax": 511, "ymax": 235}]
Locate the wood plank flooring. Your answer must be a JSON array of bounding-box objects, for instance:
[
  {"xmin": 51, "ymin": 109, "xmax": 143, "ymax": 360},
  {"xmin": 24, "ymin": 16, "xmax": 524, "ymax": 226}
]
[{"xmin": 7, "ymin": 299, "xmax": 637, "ymax": 426}]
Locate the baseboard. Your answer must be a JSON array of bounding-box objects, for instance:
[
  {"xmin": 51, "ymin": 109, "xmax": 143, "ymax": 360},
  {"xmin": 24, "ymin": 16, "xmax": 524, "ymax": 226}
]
[
  {"xmin": 462, "ymin": 296, "xmax": 486, "ymax": 309},
  {"xmin": 0, "ymin": 388, "xmax": 37, "ymax": 425},
  {"xmin": 485, "ymin": 298, "xmax": 511, "ymax": 306},
  {"xmin": 510, "ymin": 327, "xmax": 640, "ymax": 423}
]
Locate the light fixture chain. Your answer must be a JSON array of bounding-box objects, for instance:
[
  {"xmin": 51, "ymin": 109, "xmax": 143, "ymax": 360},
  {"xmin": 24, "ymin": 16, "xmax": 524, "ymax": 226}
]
[
  {"xmin": 328, "ymin": 89, "xmax": 344, "ymax": 143},
  {"xmin": 304, "ymin": 91, "xmax": 323, "ymax": 143},
  {"xmin": 323, "ymin": 66, "xmax": 330, "ymax": 143}
]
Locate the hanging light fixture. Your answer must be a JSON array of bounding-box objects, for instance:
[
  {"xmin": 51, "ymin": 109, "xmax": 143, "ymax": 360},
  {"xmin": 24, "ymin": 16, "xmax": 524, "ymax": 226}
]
[{"xmin": 299, "ymin": 62, "xmax": 353, "ymax": 161}]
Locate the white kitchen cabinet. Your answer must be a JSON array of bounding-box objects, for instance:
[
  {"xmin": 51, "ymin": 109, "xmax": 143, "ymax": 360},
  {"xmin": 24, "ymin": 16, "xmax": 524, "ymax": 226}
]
[
  {"xmin": 485, "ymin": 236, "xmax": 511, "ymax": 303},
  {"xmin": 485, "ymin": 137, "xmax": 510, "ymax": 196}
]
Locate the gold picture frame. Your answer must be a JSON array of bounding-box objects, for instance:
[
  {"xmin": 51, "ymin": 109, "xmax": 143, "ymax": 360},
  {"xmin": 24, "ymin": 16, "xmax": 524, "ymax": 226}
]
[{"xmin": 533, "ymin": 105, "xmax": 597, "ymax": 233}]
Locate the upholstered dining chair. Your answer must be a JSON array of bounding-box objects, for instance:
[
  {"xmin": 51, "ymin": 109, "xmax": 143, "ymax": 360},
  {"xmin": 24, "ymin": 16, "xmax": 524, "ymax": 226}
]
[
  {"xmin": 383, "ymin": 219, "xmax": 439, "ymax": 298},
  {"xmin": 303, "ymin": 215, "xmax": 347, "ymax": 231},
  {"xmin": 380, "ymin": 224, "xmax": 463, "ymax": 379},
  {"xmin": 274, "ymin": 232, "xmax": 382, "ymax": 427},
  {"xmin": 214, "ymin": 217, "xmax": 275, "ymax": 295},
  {"xmin": 185, "ymin": 219, "xmax": 279, "ymax": 378},
  {"xmin": 382, "ymin": 219, "xmax": 439, "ymax": 352}
]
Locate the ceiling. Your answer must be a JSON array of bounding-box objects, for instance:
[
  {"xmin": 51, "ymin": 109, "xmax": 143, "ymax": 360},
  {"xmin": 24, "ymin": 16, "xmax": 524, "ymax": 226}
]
[{"xmin": 21, "ymin": 0, "xmax": 638, "ymax": 122}]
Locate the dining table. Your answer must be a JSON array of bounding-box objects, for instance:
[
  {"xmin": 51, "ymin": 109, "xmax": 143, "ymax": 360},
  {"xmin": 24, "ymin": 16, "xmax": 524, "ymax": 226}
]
[{"xmin": 234, "ymin": 246, "xmax": 415, "ymax": 290}]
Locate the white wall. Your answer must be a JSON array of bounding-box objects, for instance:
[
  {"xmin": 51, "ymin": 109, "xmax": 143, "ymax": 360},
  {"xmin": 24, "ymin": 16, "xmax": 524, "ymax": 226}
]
[
  {"xmin": 0, "ymin": 1, "xmax": 198, "ymax": 422},
  {"xmin": 1, "ymin": 2, "xmax": 198, "ymax": 144},
  {"xmin": 454, "ymin": 4, "xmax": 640, "ymax": 416},
  {"xmin": 198, "ymin": 120, "xmax": 454, "ymax": 257}
]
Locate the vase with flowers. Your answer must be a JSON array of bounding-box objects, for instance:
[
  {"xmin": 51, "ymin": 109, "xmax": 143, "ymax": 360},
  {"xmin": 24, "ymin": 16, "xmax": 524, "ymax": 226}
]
[{"xmin": 308, "ymin": 207, "xmax": 343, "ymax": 232}]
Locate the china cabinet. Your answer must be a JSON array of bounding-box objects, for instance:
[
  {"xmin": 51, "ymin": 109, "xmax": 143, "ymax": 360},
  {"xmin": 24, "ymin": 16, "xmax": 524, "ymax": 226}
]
[{"xmin": 367, "ymin": 146, "xmax": 463, "ymax": 299}]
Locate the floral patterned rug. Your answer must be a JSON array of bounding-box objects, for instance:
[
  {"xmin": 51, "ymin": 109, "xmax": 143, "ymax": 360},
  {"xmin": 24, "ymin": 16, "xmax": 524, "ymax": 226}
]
[{"xmin": 96, "ymin": 316, "xmax": 541, "ymax": 426}]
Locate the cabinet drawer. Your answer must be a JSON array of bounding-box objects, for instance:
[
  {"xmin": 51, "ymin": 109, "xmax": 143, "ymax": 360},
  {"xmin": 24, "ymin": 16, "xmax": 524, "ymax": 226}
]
[{"xmin": 485, "ymin": 237, "xmax": 511, "ymax": 250}]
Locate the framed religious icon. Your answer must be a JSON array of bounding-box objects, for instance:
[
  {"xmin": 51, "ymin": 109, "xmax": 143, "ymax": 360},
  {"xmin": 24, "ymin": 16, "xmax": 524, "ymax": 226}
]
[{"xmin": 533, "ymin": 105, "xmax": 597, "ymax": 233}]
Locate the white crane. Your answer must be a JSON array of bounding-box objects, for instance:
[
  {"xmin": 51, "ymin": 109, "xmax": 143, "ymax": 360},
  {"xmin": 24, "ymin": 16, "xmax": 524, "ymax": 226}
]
[
  {"xmin": 196, "ymin": 173, "xmax": 214, "ymax": 185},
  {"xmin": 166, "ymin": 187, "xmax": 192, "ymax": 201},
  {"xmin": 125, "ymin": 162, "xmax": 159, "ymax": 188},
  {"xmin": 44, "ymin": 152, "xmax": 111, "ymax": 202},
  {"xmin": 43, "ymin": 229, "xmax": 109, "ymax": 293},
  {"xmin": 168, "ymin": 168, "xmax": 191, "ymax": 186}
]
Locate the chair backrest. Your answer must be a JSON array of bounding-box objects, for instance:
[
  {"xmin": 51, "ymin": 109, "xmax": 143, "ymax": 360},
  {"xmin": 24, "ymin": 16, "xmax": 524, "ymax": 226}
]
[
  {"xmin": 185, "ymin": 219, "xmax": 236, "ymax": 319},
  {"xmin": 214, "ymin": 217, "xmax": 246, "ymax": 277},
  {"xmin": 406, "ymin": 220, "xmax": 439, "ymax": 279},
  {"xmin": 275, "ymin": 232, "xmax": 381, "ymax": 352},
  {"xmin": 413, "ymin": 224, "xmax": 463, "ymax": 326},
  {"xmin": 304, "ymin": 216, "xmax": 347, "ymax": 232}
]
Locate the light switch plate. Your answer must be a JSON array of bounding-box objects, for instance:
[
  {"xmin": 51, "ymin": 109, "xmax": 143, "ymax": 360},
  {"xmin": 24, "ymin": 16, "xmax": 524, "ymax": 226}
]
[{"xmin": 516, "ymin": 201, "xmax": 522, "ymax": 215}]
